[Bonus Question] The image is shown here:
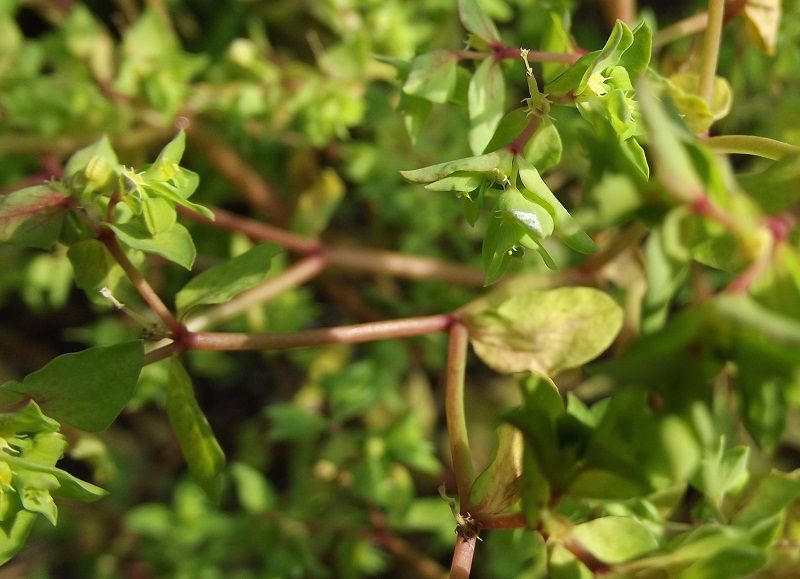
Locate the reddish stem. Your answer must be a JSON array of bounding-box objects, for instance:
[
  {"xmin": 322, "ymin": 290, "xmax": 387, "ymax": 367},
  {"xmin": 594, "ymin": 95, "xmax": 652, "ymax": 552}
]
[
  {"xmin": 507, "ymin": 117, "xmax": 542, "ymax": 156},
  {"xmin": 185, "ymin": 313, "xmax": 455, "ymax": 351},
  {"xmin": 178, "ymin": 206, "xmax": 484, "ymax": 285},
  {"xmin": 450, "ymin": 537, "xmax": 478, "ymax": 579},
  {"xmin": 186, "ymin": 122, "xmax": 290, "ymax": 223},
  {"xmin": 101, "ymin": 233, "xmax": 183, "ymax": 335}
]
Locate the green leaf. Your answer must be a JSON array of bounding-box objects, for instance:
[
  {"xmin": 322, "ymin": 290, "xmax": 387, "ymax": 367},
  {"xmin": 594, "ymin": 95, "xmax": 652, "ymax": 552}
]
[
  {"xmin": 150, "ymin": 130, "xmax": 186, "ymax": 169},
  {"xmin": 665, "ymin": 74, "xmax": 733, "ymax": 134},
  {"xmin": 481, "ymin": 213, "xmax": 522, "ymax": 285},
  {"xmin": 577, "ymin": 21, "xmax": 634, "ymax": 95},
  {"xmin": 3, "ymin": 454, "xmax": 108, "ymax": 502},
  {"xmin": 570, "ymin": 516, "xmax": 658, "ymax": 564},
  {"xmin": 400, "ymin": 93, "xmax": 432, "ymax": 144},
  {"xmin": 0, "ymin": 511, "xmax": 37, "ymax": 566},
  {"xmin": 424, "ymin": 172, "xmax": 485, "ymax": 193},
  {"xmin": 617, "ymin": 20, "xmax": 652, "ymax": 82},
  {"xmin": 67, "ymin": 239, "xmax": 122, "ymax": 298},
  {"xmin": 469, "ymin": 424, "xmax": 522, "ymax": 513},
  {"xmin": 0, "ymin": 341, "xmax": 143, "ymax": 432},
  {"xmin": 542, "ymin": 13, "xmax": 572, "ymax": 83},
  {"xmin": 468, "ymin": 57, "xmax": 506, "ymax": 155},
  {"xmin": 166, "ymin": 358, "xmax": 225, "ymax": 502},
  {"xmin": 458, "ymin": 0, "xmax": 501, "ymax": 44},
  {"xmin": 549, "ymin": 544, "xmax": 593, "ymax": 579},
  {"xmin": 144, "ymin": 170, "xmax": 212, "ymax": 219},
  {"xmin": 517, "ymin": 157, "xmax": 597, "ymax": 254},
  {"xmin": 484, "ymin": 108, "xmax": 528, "ymax": 152},
  {"xmin": 566, "ymin": 468, "xmax": 649, "ymax": 500},
  {"xmin": 734, "ymin": 470, "xmax": 800, "ymax": 526},
  {"xmin": 403, "ymin": 50, "xmax": 457, "ymax": 104},
  {"xmin": 141, "ymin": 196, "xmax": 177, "ymax": 235},
  {"xmin": 0, "ymin": 186, "xmax": 69, "ymax": 249},
  {"xmin": 545, "ymin": 52, "xmax": 596, "ymax": 97},
  {"xmin": 64, "ymin": 135, "xmax": 119, "ymax": 192},
  {"xmin": 693, "ymin": 443, "xmax": 749, "ymax": 510},
  {"xmin": 523, "ymin": 119, "xmax": 563, "ymax": 171},
  {"xmin": 266, "ymin": 403, "xmax": 328, "ymax": 442},
  {"xmin": 464, "ymin": 287, "xmax": 623, "ymax": 375},
  {"xmin": 401, "ymin": 150, "xmax": 512, "ymax": 183},
  {"xmin": 176, "ymin": 243, "xmax": 281, "ymax": 317},
  {"xmin": 712, "ymin": 294, "xmax": 800, "ymax": 348},
  {"xmin": 110, "ymin": 221, "xmax": 196, "ymax": 270},
  {"xmin": 498, "ymin": 188, "xmax": 555, "ymax": 240}
]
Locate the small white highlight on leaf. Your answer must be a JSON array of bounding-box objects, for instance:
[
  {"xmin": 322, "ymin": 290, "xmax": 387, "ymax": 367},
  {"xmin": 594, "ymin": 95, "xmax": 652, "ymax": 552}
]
[{"xmin": 511, "ymin": 210, "xmax": 543, "ymax": 235}]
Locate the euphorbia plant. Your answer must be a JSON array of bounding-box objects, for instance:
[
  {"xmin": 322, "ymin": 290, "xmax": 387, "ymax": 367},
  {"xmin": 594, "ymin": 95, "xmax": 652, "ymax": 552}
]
[{"xmin": 1, "ymin": 0, "xmax": 800, "ymax": 576}]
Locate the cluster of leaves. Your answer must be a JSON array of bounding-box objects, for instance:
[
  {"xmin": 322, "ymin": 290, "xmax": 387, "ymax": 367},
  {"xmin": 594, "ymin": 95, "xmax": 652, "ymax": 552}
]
[{"xmin": 1, "ymin": 0, "xmax": 800, "ymax": 577}]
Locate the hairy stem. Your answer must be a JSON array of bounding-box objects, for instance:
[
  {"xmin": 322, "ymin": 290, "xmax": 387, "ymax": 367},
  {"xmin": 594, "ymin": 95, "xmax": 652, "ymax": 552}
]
[
  {"xmin": 445, "ymin": 322, "xmax": 475, "ymax": 509},
  {"xmin": 450, "ymin": 537, "xmax": 477, "ymax": 579},
  {"xmin": 101, "ymin": 233, "xmax": 182, "ymax": 334},
  {"xmin": 702, "ymin": 135, "xmax": 800, "ymax": 160},
  {"xmin": 185, "ymin": 254, "xmax": 327, "ymax": 331},
  {"xmin": 186, "ymin": 314, "xmax": 454, "ymax": 351},
  {"xmin": 698, "ymin": 0, "xmax": 726, "ymax": 106}
]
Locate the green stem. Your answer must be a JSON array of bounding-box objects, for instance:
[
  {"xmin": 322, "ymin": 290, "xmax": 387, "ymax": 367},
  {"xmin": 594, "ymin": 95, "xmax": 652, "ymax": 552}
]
[
  {"xmin": 185, "ymin": 254, "xmax": 327, "ymax": 331},
  {"xmin": 702, "ymin": 135, "xmax": 800, "ymax": 160},
  {"xmin": 445, "ymin": 322, "xmax": 475, "ymax": 509},
  {"xmin": 653, "ymin": 0, "xmax": 746, "ymax": 48},
  {"xmin": 186, "ymin": 314, "xmax": 454, "ymax": 351},
  {"xmin": 698, "ymin": 0, "xmax": 726, "ymax": 107}
]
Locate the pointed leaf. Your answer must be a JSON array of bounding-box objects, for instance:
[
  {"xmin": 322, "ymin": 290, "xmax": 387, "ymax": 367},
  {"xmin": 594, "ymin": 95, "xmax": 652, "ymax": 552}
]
[
  {"xmin": 0, "ymin": 341, "xmax": 143, "ymax": 431},
  {"xmin": 469, "ymin": 424, "xmax": 522, "ymax": 513},
  {"xmin": 110, "ymin": 221, "xmax": 196, "ymax": 270},
  {"xmin": 458, "ymin": 0, "xmax": 501, "ymax": 44},
  {"xmin": 401, "ymin": 150, "xmax": 511, "ymax": 183},
  {"xmin": 166, "ymin": 358, "xmax": 225, "ymax": 501},
  {"xmin": 176, "ymin": 243, "xmax": 281, "ymax": 317}
]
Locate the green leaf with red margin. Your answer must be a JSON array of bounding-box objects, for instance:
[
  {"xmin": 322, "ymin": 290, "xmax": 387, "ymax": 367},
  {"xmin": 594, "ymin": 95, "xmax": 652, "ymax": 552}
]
[{"xmin": 0, "ymin": 186, "xmax": 69, "ymax": 249}]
